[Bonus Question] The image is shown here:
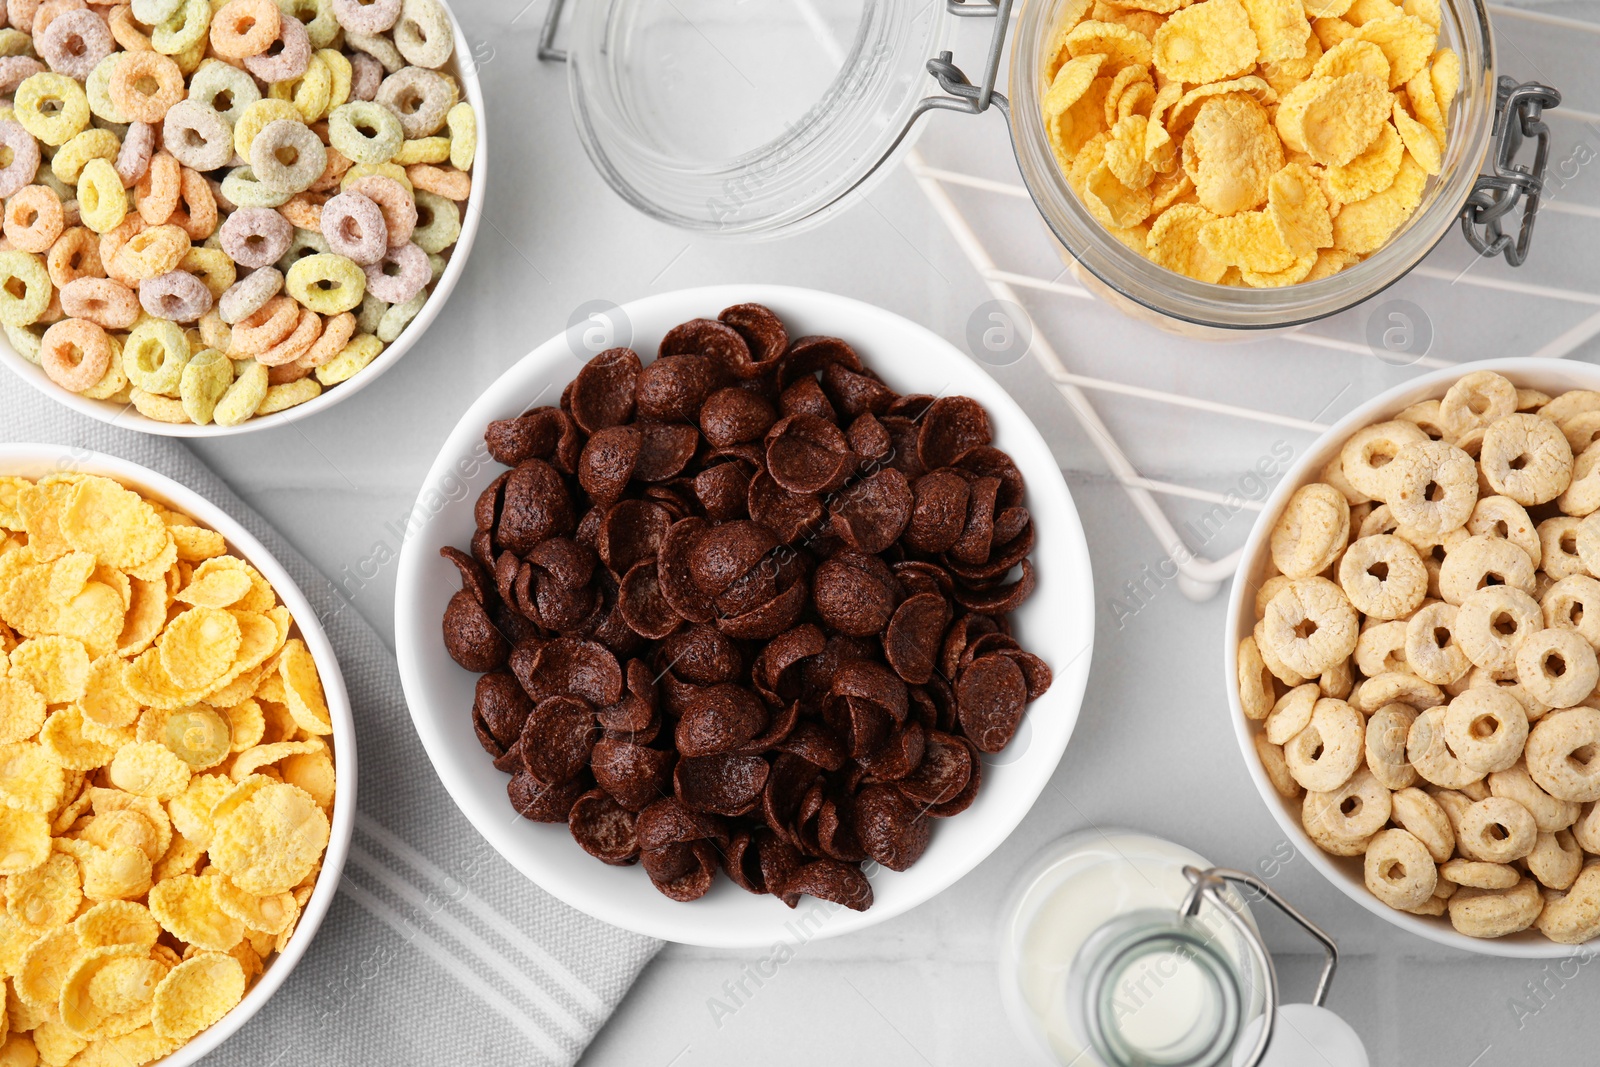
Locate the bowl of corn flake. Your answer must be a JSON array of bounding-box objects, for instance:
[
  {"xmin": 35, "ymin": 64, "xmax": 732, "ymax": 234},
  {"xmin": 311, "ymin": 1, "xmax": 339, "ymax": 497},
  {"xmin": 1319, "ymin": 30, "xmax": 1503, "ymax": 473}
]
[
  {"xmin": 1009, "ymin": 0, "xmax": 1502, "ymax": 331},
  {"xmin": 0, "ymin": 444, "xmax": 354, "ymax": 1065}
]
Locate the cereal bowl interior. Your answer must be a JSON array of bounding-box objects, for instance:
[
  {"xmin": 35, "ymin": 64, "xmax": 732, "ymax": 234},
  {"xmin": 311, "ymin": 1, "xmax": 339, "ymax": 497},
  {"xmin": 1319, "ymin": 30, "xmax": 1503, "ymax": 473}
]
[
  {"xmin": 394, "ymin": 285, "xmax": 1094, "ymax": 948},
  {"xmin": 0, "ymin": 443, "xmax": 356, "ymax": 1062},
  {"xmin": 0, "ymin": 0, "xmax": 485, "ymax": 437},
  {"xmin": 1226, "ymin": 358, "xmax": 1600, "ymax": 958}
]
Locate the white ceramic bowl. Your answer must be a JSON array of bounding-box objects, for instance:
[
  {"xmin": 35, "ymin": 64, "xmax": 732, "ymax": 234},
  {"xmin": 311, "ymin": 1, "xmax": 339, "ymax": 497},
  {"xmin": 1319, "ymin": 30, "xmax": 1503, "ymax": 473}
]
[
  {"xmin": 1225, "ymin": 357, "xmax": 1600, "ymax": 958},
  {"xmin": 0, "ymin": 2, "xmax": 486, "ymax": 438},
  {"xmin": 0, "ymin": 443, "xmax": 357, "ymax": 1059},
  {"xmin": 394, "ymin": 285, "xmax": 1095, "ymax": 947}
]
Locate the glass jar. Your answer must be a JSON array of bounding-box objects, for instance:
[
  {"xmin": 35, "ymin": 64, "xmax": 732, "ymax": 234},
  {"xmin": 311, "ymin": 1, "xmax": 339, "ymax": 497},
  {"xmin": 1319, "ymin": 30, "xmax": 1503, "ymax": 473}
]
[{"xmin": 998, "ymin": 830, "xmax": 1366, "ymax": 1067}]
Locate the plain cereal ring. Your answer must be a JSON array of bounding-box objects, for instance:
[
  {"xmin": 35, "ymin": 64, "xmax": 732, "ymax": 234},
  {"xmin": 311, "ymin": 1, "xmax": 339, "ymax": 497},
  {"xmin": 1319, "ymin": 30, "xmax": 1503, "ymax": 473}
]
[
  {"xmin": 149, "ymin": 0, "xmax": 210, "ymax": 54},
  {"xmin": 349, "ymin": 49, "xmax": 382, "ymax": 100},
  {"xmin": 1526, "ymin": 707, "xmax": 1600, "ymax": 802},
  {"xmin": 222, "ymin": 164, "xmax": 295, "ymax": 209},
  {"xmin": 1254, "ymin": 574, "xmax": 1293, "ymax": 620},
  {"xmin": 1489, "ymin": 760, "xmax": 1580, "ymax": 832},
  {"xmin": 1305, "ymin": 766, "xmax": 1390, "ymax": 843},
  {"xmin": 1255, "ymin": 734, "xmax": 1302, "ymax": 798},
  {"xmin": 1366, "ymin": 701, "xmax": 1419, "ymax": 789},
  {"xmin": 122, "ymin": 315, "xmax": 188, "ymax": 392},
  {"xmin": 1340, "ymin": 419, "xmax": 1427, "ymax": 501},
  {"xmin": 108, "ymin": 50, "xmax": 183, "ymax": 122},
  {"xmin": 1575, "ymin": 802, "xmax": 1600, "ymax": 853},
  {"xmin": 255, "ymin": 375, "xmax": 322, "ymax": 414},
  {"xmin": 135, "ymin": 147, "xmax": 181, "ymax": 225},
  {"xmin": 361, "ymin": 239, "xmax": 425, "ymax": 302},
  {"xmin": 1536, "ymin": 862, "xmax": 1600, "ymax": 943},
  {"xmin": 1364, "ymin": 828, "xmax": 1437, "ymax": 910},
  {"xmin": 1442, "ymin": 686, "xmax": 1527, "ymax": 774},
  {"xmin": 1408, "ymin": 704, "xmax": 1483, "ymax": 789},
  {"xmin": 1254, "ymin": 619, "xmax": 1307, "ymax": 688},
  {"xmin": 1237, "ymin": 634, "xmax": 1276, "ymax": 719},
  {"xmin": 209, "ymin": 0, "xmax": 280, "ymax": 56},
  {"xmin": 1284, "ymin": 696, "xmax": 1364, "ymax": 791},
  {"xmin": 1440, "ymin": 370, "xmax": 1517, "ymax": 443},
  {"xmin": 228, "ymin": 293, "xmax": 298, "ymax": 354},
  {"xmin": 313, "ymin": 329, "xmax": 379, "ymax": 384},
  {"xmin": 327, "ymin": 99, "xmax": 402, "ymax": 164},
  {"xmin": 1456, "ymin": 795, "xmax": 1537, "ymax": 863},
  {"xmin": 1404, "ymin": 600, "xmax": 1470, "ymax": 684},
  {"xmin": 1454, "ymin": 586, "xmax": 1542, "ymax": 671},
  {"xmin": 87, "ymin": 52, "xmax": 133, "ymax": 125},
  {"xmin": 0, "ymin": 54, "xmax": 45, "ymax": 95},
  {"xmin": 210, "ymin": 357, "xmax": 267, "ymax": 425},
  {"xmin": 187, "ymin": 59, "xmax": 260, "ymax": 125},
  {"xmin": 1440, "ymin": 857, "xmax": 1520, "ymax": 890},
  {"xmin": 346, "ymin": 27, "xmax": 403, "ymax": 73},
  {"xmin": 1516, "ymin": 628, "xmax": 1599, "ymax": 710},
  {"xmin": 332, "ymin": 0, "xmax": 399, "ymax": 33},
  {"xmin": 1466, "ymin": 494, "xmax": 1541, "ymax": 569},
  {"xmin": 1337, "ymin": 533, "xmax": 1426, "ymax": 619},
  {"xmin": 255, "ymin": 304, "xmax": 318, "ymax": 365},
  {"xmin": 60, "ymin": 276, "xmax": 139, "ymax": 329},
  {"xmin": 39, "ymin": 316, "xmax": 111, "ymax": 391},
  {"xmin": 1557, "ymin": 411, "xmax": 1600, "ymax": 457},
  {"xmin": 0, "ymin": 119, "xmax": 41, "ymax": 197},
  {"xmin": 1261, "ymin": 576, "xmax": 1359, "ymax": 677},
  {"xmin": 139, "ymin": 268, "xmax": 213, "ymax": 321},
  {"xmin": 343, "ymin": 173, "xmax": 414, "ymax": 247},
  {"xmin": 1387, "ymin": 439, "xmax": 1478, "ymax": 537},
  {"xmin": 375, "ymin": 64, "xmax": 452, "ymax": 138},
  {"xmin": 130, "ymin": 384, "xmax": 189, "ymax": 421},
  {"xmin": 1540, "ymin": 390, "xmax": 1600, "ymax": 424},
  {"xmin": 113, "ymin": 120, "xmax": 155, "ymax": 188},
  {"xmin": 243, "ymin": 11, "xmax": 311, "ymax": 81},
  {"xmin": 0, "ymin": 249, "xmax": 53, "ymax": 324},
  {"xmin": 162, "ymin": 99, "xmax": 234, "ymax": 172},
  {"xmin": 446, "ymin": 100, "xmax": 474, "ymax": 171},
  {"xmin": 318, "ymin": 188, "xmax": 385, "ymax": 264},
  {"xmin": 37, "ymin": 8, "xmax": 113, "ymax": 80},
  {"xmin": 115, "ymin": 221, "xmax": 188, "ymax": 280},
  {"xmin": 249, "ymin": 118, "xmax": 326, "ymax": 193},
  {"xmin": 393, "ymin": 134, "xmax": 449, "ymax": 165},
  {"xmin": 15, "ymin": 70, "xmax": 90, "ymax": 145},
  {"xmin": 375, "ymin": 285, "xmax": 422, "ymax": 341},
  {"xmin": 49, "ymin": 128, "xmax": 120, "ymax": 187},
  {"xmin": 285, "ymin": 250, "xmax": 364, "ymax": 313},
  {"xmin": 1543, "ymin": 573, "xmax": 1600, "ymax": 653},
  {"xmin": 1273, "ymin": 486, "xmax": 1350, "ymax": 585},
  {"xmin": 1264, "ymin": 682, "xmax": 1318, "ymax": 745},
  {"xmin": 218, "ymin": 265, "xmax": 282, "ymax": 323},
  {"xmin": 1467, "ymin": 667, "xmax": 1549, "ymax": 722},
  {"xmin": 1479, "ymin": 413, "xmax": 1573, "ymax": 506},
  {"xmin": 177, "ymin": 345, "xmax": 232, "ymax": 423},
  {"xmin": 1448, "ymin": 877, "xmax": 1544, "ymax": 938},
  {"xmin": 281, "ymin": 189, "xmax": 330, "ymax": 230},
  {"xmin": 1355, "ymin": 619, "xmax": 1409, "ymax": 676},
  {"xmin": 409, "ymin": 188, "xmax": 458, "ymax": 253},
  {"xmin": 1559, "ymin": 442, "xmax": 1600, "ymax": 517},
  {"xmin": 1527, "ymin": 829, "xmax": 1583, "ymax": 891},
  {"xmin": 405, "ymin": 161, "xmax": 468, "ymax": 201},
  {"xmin": 181, "ymin": 245, "xmax": 236, "ymax": 298},
  {"xmin": 1391, "ymin": 785, "xmax": 1454, "ymax": 862},
  {"xmin": 1437, "ymin": 533, "xmax": 1536, "ymax": 605},
  {"xmin": 302, "ymin": 308, "xmax": 353, "ymax": 366},
  {"xmin": 270, "ymin": 51, "xmax": 333, "ymax": 122},
  {"xmin": 3, "ymin": 184, "xmax": 64, "ymax": 253},
  {"xmin": 219, "ymin": 206, "xmax": 293, "ymax": 269},
  {"xmin": 392, "ymin": 0, "xmax": 451, "ymax": 67}
]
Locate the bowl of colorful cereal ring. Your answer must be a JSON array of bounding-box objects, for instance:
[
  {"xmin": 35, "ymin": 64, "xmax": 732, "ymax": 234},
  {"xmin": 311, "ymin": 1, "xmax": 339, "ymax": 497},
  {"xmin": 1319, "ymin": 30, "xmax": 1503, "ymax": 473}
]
[
  {"xmin": 1227, "ymin": 358, "xmax": 1600, "ymax": 957},
  {"xmin": 0, "ymin": 0, "xmax": 484, "ymax": 436},
  {"xmin": 394, "ymin": 285, "xmax": 1095, "ymax": 947},
  {"xmin": 0, "ymin": 443, "xmax": 355, "ymax": 1063}
]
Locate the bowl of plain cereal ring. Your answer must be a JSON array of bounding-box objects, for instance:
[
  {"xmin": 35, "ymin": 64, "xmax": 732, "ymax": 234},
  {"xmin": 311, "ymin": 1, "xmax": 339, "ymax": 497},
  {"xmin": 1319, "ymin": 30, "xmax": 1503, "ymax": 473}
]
[
  {"xmin": 1008, "ymin": 0, "xmax": 1561, "ymax": 332},
  {"xmin": 0, "ymin": 443, "xmax": 355, "ymax": 1064},
  {"xmin": 0, "ymin": 0, "xmax": 483, "ymax": 436},
  {"xmin": 1227, "ymin": 359, "xmax": 1600, "ymax": 957},
  {"xmin": 394, "ymin": 285, "xmax": 1095, "ymax": 947}
]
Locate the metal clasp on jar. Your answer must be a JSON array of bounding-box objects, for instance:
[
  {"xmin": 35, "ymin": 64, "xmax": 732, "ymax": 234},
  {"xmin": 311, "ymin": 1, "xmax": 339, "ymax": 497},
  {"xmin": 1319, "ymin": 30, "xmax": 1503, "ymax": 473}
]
[{"xmin": 1461, "ymin": 76, "xmax": 1562, "ymax": 268}]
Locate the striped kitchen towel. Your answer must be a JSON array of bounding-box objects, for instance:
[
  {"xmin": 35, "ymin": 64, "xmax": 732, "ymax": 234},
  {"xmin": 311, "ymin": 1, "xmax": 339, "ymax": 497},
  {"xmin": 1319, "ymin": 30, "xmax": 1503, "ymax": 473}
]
[{"xmin": 3, "ymin": 388, "xmax": 661, "ymax": 1066}]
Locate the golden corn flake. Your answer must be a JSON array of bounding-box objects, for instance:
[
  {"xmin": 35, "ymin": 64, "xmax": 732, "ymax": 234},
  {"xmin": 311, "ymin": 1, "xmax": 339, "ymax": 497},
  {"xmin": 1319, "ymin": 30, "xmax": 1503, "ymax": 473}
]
[
  {"xmin": 1086, "ymin": 161, "xmax": 1156, "ymax": 227},
  {"xmin": 1147, "ymin": 203, "xmax": 1230, "ymax": 281},
  {"xmin": 1045, "ymin": 53, "xmax": 1105, "ymax": 120},
  {"xmin": 1167, "ymin": 77, "xmax": 1277, "ymax": 133},
  {"xmin": 173, "ymin": 567, "xmax": 252, "ymax": 610},
  {"xmin": 38, "ymin": 709, "xmax": 117, "ymax": 773},
  {"xmin": 153, "ymin": 833, "xmax": 205, "ymax": 884},
  {"xmin": 79, "ymin": 657, "xmax": 139, "ymax": 732},
  {"xmin": 1267, "ymin": 162, "xmax": 1334, "ymax": 255},
  {"xmin": 1344, "ymin": 0, "xmax": 1399, "ymax": 25},
  {"xmin": 1327, "ymin": 120, "xmax": 1403, "ymax": 200},
  {"xmin": 123, "ymin": 651, "xmax": 196, "ymax": 713},
  {"xmin": 5, "ymin": 853, "xmax": 80, "ymax": 930},
  {"xmin": 14, "ymin": 926, "xmax": 84, "ymax": 1009},
  {"xmin": 1200, "ymin": 209, "xmax": 1298, "ymax": 271},
  {"xmin": 212, "ymin": 877, "xmax": 298, "ymax": 937},
  {"xmin": 115, "ymin": 579, "xmax": 168, "ymax": 660},
  {"xmin": 1304, "ymin": 0, "xmax": 1353, "ymax": 17},
  {"xmin": 279, "ymin": 751, "xmax": 336, "ymax": 810},
  {"xmin": 168, "ymin": 526, "xmax": 225, "ymax": 564},
  {"xmin": 78, "ymin": 845, "xmax": 154, "ymax": 903},
  {"xmin": 209, "ymin": 781, "xmax": 330, "ymax": 897},
  {"xmin": 107, "ymin": 743, "xmax": 190, "ymax": 802},
  {"xmin": 1153, "ymin": 0, "xmax": 1260, "ymax": 83},
  {"xmin": 1051, "ymin": 75, "xmax": 1116, "ymax": 166},
  {"xmin": 230, "ymin": 741, "xmax": 323, "ymax": 784},
  {"xmin": 1355, "ymin": 13, "xmax": 1434, "ymax": 87},
  {"xmin": 149, "ymin": 953, "xmax": 245, "ymax": 1043},
  {"xmin": 18, "ymin": 483, "xmax": 74, "ymax": 563},
  {"xmin": 1306, "ymin": 247, "xmax": 1362, "ymax": 279},
  {"xmin": 221, "ymin": 700, "xmax": 266, "ymax": 754},
  {"xmin": 1243, "ymin": 0, "xmax": 1312, "ymax": 62},
  {"xmin": 1392, "ymin": 97, "xmax": 1441, "ymax": 174},
  {"xmin": 1065, "ymin": 20, "xmax": 1154, "ymax": 71},
  {"xmin": 142, "ymin": 705, "xmax": 233, "ymax": 772},
  {"xmin": 59, "ymin": 949, "xmax": 164, "ymax": 1041},
  {"xmin": 1431, "ymin": 47, "xmax": 1460, "ymax": 118},
  {"xmin": 0, "ymin": 745, "xmax": 65, "ymax": 814},
  {"xmin": 1312, "ymin": 37, "xmax": 1389, "ymax": 82},
  {"xmin": 73, "ymin": 902, "xmax": 160, "ymax": 955},
  {"xmin": 0, "ymin": 679, "xmax": 45, "ymax": 745},
  {"xmin": 1313, "ymin": 14, "xmax": 1359, "ymax": 48},
  {"xmin": 86, "ymin": 790, "xmax": 171, "ymax": 860},
  {"xmin": 157, "ymin": 608, "xmax": 241, "ymax": 694},
  {"xmin": 0, "ymin": 478, "xmax": 27, "ymax": 532},
  {"xmin": 78, "ymin": 812, "xmax": 163, "ymax": 867},
  {"xmin": 148, "ymin": 876, "xmax": 244, "ymax": 953},
  {"xmin": 1243, "ymin": 250, "xmax": 1319, "ymax": 286},
  {"xmin": 1299, "ymin": 72, "xmax": 1390, "ymax": 165},
  {"xmin": 58, "ymin": 480, "xmax": 169, "ymax": 575},
  {"xmin": 1188, "ymin": 95, "xmax": 1284, "ymax": 216},
  {"xmin": 1333, "ymin": 152, "xmax": 1426, "ymax": 252}
]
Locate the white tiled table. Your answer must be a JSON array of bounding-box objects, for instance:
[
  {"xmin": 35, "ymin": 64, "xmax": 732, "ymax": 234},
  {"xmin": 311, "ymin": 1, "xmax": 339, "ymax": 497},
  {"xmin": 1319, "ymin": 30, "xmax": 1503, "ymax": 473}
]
[{"xmin": 188, "ymin": 0, "xmax": 1600, "ymax": 1062}]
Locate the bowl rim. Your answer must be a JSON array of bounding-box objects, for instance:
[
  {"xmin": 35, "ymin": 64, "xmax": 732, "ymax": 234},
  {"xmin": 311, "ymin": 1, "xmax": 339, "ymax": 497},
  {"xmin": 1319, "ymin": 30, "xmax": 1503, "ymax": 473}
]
[
  {"xmin": 392, "ymin": 283, "xmax": 1096, "ymax": 947},
  {"xmin": 0, "ymin": 0, "xmax": 486, "ymax": 438},
  {"xmin": 0, "ymin": 442, "xmax": 359, "ymax": 1058},
  {"xmin": 1223, "ymin": 356, "xmax": 1600, "ymax": 959}
]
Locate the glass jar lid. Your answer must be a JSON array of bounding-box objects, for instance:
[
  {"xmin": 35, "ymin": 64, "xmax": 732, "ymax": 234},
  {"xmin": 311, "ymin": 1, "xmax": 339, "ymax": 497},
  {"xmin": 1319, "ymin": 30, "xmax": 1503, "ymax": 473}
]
[{"xmin": 558, "ymin": 0, "xmax": 955, "ymax": 235}]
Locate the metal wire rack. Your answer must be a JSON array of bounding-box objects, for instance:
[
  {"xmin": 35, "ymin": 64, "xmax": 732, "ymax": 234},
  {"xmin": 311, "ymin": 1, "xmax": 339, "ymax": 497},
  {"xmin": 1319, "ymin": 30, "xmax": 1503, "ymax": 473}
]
[{"xmin": 906, "ymin": 2, "xmax": 1600, "ymax": 601}]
